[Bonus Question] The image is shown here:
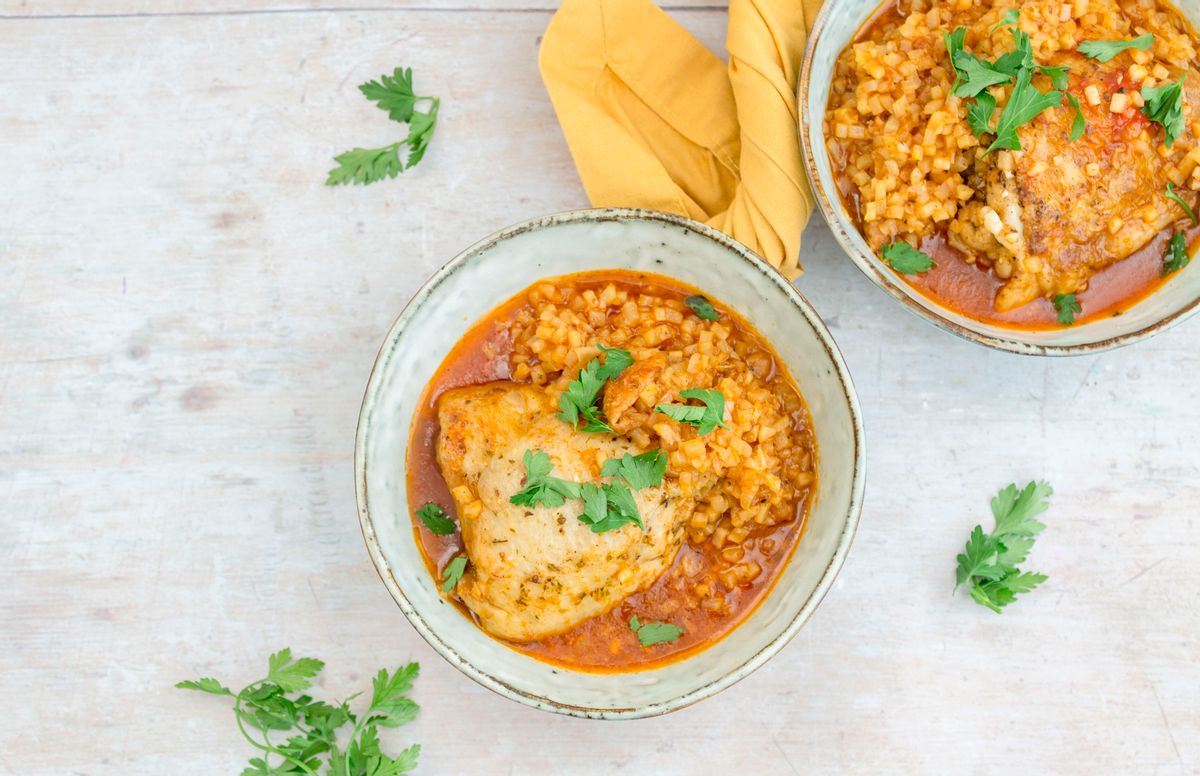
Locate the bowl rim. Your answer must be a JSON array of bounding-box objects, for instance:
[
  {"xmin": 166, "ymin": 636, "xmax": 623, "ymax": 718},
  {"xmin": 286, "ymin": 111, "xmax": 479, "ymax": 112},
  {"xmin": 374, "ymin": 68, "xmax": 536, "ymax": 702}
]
[
  {"xmin": 353, "ymin": 206, "xmax": 867, "ymax": 719},
  {"xmin": 798, "ymin": 1, "xmax": 1200, "ymax": 356}
]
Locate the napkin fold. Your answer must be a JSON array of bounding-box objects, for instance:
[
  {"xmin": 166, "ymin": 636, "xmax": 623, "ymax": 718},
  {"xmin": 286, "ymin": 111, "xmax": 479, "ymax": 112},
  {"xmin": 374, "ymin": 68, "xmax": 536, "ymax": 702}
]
[{"xmin": 538, "ymin": 0, "xmax": 822, "ymax": 278}]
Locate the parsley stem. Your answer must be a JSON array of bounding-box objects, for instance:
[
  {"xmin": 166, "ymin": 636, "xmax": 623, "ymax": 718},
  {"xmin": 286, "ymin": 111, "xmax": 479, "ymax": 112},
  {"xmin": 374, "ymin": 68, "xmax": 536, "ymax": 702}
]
[{"xmin": 234, "ymin": 681, "xmax": 319, "ymax": 776}]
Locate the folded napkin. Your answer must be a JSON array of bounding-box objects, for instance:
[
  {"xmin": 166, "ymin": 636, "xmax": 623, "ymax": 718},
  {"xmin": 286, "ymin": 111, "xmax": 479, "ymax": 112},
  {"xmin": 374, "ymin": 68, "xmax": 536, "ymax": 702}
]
[{"xmin": 539, "ymin": 0, "xmax": 822, "ymax": 278}]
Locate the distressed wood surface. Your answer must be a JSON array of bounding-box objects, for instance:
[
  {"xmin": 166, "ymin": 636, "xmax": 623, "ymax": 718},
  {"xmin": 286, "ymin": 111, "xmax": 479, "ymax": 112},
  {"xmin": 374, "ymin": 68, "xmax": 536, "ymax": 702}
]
[{"xmin": 1, "ymin": 4, "xmax": 1198, "ymax": 775}]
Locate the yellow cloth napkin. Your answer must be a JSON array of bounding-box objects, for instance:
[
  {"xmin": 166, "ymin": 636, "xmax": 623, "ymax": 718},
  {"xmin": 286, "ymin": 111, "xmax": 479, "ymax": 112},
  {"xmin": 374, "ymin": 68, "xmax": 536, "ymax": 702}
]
[{"xmin": 538, "ymin": 0, "xmax": 822, "ymax": 279}]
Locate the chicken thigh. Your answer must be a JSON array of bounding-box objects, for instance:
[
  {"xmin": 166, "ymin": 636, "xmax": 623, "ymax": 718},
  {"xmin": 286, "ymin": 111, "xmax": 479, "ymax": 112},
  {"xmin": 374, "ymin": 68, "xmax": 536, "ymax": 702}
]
[{"xmin": 435, "ymin": 383, "xmax": 683, "ymax": 642}]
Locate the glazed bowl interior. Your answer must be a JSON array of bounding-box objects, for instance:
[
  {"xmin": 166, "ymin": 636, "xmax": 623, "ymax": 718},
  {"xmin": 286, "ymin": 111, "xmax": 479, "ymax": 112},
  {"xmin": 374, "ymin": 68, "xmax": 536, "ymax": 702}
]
[
  {"xmin": 800, "ymin": 0, "xmax": 1200, "ymax": 355},
  {"xmin": 355, "ymin": 208, "xmax": 865, "ymax": 718}
]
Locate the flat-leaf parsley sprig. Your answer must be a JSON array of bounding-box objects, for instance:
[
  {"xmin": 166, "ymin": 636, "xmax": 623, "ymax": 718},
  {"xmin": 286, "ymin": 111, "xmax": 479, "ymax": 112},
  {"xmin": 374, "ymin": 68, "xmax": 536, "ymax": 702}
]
[
  {"xmin": 955, "ymin": 481, "xmax": 1052, "ymax": 613},
  {"xmin": 176, "ymin": 648, "xmax": 422, "ymax": 775},
  {"xmin": 327, "ymin": 66, "xmax": 440, "ymax": 186}
]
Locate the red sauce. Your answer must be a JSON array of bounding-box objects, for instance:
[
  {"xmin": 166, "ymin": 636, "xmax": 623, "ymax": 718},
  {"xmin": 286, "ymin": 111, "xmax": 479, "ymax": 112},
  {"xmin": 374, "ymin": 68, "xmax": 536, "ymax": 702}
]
[{"xmin": 405, "ymin": 270, "xmax": 816, "ymax": 672}]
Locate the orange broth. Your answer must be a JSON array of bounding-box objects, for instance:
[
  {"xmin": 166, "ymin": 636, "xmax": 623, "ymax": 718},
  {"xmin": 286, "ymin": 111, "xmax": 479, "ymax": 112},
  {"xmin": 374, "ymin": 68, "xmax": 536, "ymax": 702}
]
[{"xmin": 405, "ymin": 270, "xmax": 816, "ymax": 672}]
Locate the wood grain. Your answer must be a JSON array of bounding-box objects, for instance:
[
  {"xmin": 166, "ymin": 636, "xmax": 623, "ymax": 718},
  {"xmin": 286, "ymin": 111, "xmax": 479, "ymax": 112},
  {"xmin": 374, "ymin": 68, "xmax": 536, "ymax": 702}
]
[{"xmin": 1, "ymin": 4, "xmax": 1197, "ymax": 775}]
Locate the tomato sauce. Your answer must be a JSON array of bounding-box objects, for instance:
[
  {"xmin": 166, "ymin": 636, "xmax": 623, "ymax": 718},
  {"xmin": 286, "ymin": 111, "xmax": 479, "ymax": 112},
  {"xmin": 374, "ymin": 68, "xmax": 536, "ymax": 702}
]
[{"xmin": 405, "ymin": 271, "xmax": 816, "ymax": 672}]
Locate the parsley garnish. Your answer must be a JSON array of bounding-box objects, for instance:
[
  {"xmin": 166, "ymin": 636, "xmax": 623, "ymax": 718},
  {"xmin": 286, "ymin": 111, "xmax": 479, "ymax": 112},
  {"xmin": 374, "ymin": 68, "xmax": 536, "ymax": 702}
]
[
  {"xmin": 955, "ymin": 482, "xmax": 1051, "ymax": 614},
  {"xmin": 556, "ymin": 344, "xmax": 633, "ymax": 433},
  {"xmin": 578, "ymin": 480, "xmax": 645, "ymax": 533},
  {"xmin": 1039, "ymin": 65, "xmax": 1070, "ymax": 91},
  {"xmin": 1065, "ymin": 93, "xmax": 1087, "ymax": 141},
  {"xmin": 629, "ymin": 616, "xmax": 685, "ymax": 647},
  {"xmin": 989, "ymin": 9, "xmax": 1019, "ymax": 34},
  {"xmin": 1053, "ymin": 293, "xmax": 1081, "ymax": 325},
  {"xmin": 985, "ymin": 67, "xmax": 1062, "ymax": 154},
  {"xmin": 655, "ymin": 388, "xmax": 728, "ymax": 435},
  {"xmin": 441, "ymin": 555, "xmax": 467, "ymax": 593},
  {"xmin": 1164, "ymin": 231, "xmax": 1190, "ymax": 275},
  {"xmin": 952, "ymin": 50, "xmax": 1012, "ymax": 98},
  {"xmin": 1142, "ymin": 75, "xmax": 1187, "ymax": 148},
  {"xmin": 944, "ymin": 27, "xmax": 969, "ymax": 93},
  {"xmin": 416, "ymin": 502, "xmax": 456, "ymax": 536},
  {"xmin": 177, "ymin": 650, "xmax": 422, "ymax": 774},
  {"xmin": 1166, "ymin": 182, "xmax": 1198, "ymax": 224},
  {"xmin": 991, "ymin": 25, "xmax": 1034, "ymax": 77},
  {"xmin": 882, "ymin": 241, "xmax": 936, "ymax": 274},
  {"xmin": 1077, "ymin": 34, "xmax": 1154, "ymax": 63},
  {"xmin": 509, "ymin": 450, "xmax": 582, "ymax": 509},
  {"xmin": 601, "ymin": 450, "xmax": 667, "ymax": 489},
  {"xmin": 966, "ymin": 91, "xmax": 997, "ymax": 136},
  {"xmin": 327, "ymin": 67, "xmax": 440, "ymax": 186},
  {"xmin": 684, "ymin": 295, "xmax": 720, "ymax": 321}
]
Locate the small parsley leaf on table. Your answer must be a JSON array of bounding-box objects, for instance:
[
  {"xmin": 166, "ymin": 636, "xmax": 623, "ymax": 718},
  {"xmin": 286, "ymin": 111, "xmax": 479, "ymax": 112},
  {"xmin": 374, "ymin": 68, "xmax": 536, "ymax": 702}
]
[
  {"xmin": 629, "ymin": 615, "xmax": 685, "ymax": 647},
  {"xmin": 954, "ymin": 481, "xmax": 1052, "ymax": 613},
  {"xmin": 441, "ymin": 555, "xmax": 467, "ymax": 593},
  {"xmin": 684, "ymin": 295, "xmax": 720, "ymax": 321},
  {"xmin": 1077, "ymin": 34, "xmax": 1154, "ymax": 63},
  {"xmin": 416, "ymin": 502, "xmax": 456, "ymax": 535},
  {"xmin": 1164, "ymin": 231, "xmax": 1190, "ymax": 275},
  {"xmin": 509, "ymin": 450, "xmax": 582, "ymax": 508},
  {"xmin": 1142, "ymin": 75, "xmax": 1187, "ymax": 148},
  {"xmin": 1053, "ymin": 293, "xmax": 1081, "ymax": 325},
  {"xmin": 557, "ymin": 344, "xmax": 633, "ymax": 433},
  {"xmin": 326, "ymin": 144, "xmax": 405, "ymax": 186},
  {"xmin": 1166, "ymin": 182, "xmax": 1198, "ymax": 224},
  {"xmin": 882, "ymin": 241, "xmax": 936, "ymax": 274},
  {"xmin": 176, "ymin": 651, "xmax": 422, "ymax": 774},
  {"xmin": 359, "ymin": 66, "xmax": 421, "ymax": 122},
  {"xmin": 655, "ymin": 388, "xmax": 728, "ymax": 435}
]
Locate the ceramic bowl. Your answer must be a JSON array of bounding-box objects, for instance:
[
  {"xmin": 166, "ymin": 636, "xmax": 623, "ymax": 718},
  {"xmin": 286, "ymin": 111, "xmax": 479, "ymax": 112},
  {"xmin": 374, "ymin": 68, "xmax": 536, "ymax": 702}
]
[
  {"xmin": 354, "ymin": 208, "xmax": 866, "ymax": 718},
  {"xmin": 799, "ymin": 0, "xmax": 1200, "ymax": 355}
]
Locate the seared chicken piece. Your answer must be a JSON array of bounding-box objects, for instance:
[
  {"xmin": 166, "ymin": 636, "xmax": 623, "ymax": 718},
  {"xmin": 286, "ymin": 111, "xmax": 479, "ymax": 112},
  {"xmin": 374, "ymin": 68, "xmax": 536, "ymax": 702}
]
[
  {"xmin": 435, "ymin": 383, "xmax": 683, "ymax": 642},
  {"xmin": 951, "ymin": 53, "xmax": 1199, "ymax": 311}
]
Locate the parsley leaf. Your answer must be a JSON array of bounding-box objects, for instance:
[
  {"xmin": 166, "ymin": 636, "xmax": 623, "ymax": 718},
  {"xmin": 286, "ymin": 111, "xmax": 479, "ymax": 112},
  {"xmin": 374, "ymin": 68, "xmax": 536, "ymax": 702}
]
[
  {"xmin": 1164, "ymin": 230, "xmax": 1190, "ymax": 275},
  {"xmin": 416, "ymin": 502, "xmax": 456, "ymax": 535},
  {"xmin": 328, "ymin": 66, "xmax": 440, "ymax": 186},
  {"xmin": 440, "ymin": 555, "xmax": 467, "ymax": 593},
  {"xmin": 601, "ymin": 450, "xmax": 667, "ymax": 489},
  {"xmin": 882, "ymin": 241, "xmax": 936, "ymax": 274},
  {"xmin": 985, "ymin": 67, "xmax": 1062, "ymax": 154},
  {"xmin": 556, "ymin": 344, "xmax": 633, "ymax": 433},
  {"xmin": 509, "ymin": 450, "xmax": 582, "ymax": 509},
  {"xmin": 1077, "ymin": 34, "xmax": 1154, "ymax": 63},
  {"xmin": 177, "ymin": 651, "xmax": 421, "ymax": 774},
  {"xmin": 1053, "ymin": 293, "xmax": 1081, "ymax": 325},
  {"xmin": 954, "ymin": 481, "xmax": 1052, "ymax": 613},
  {"xmin": 952, "ymin": 50, "xmax": 1013, "ymax": 98},
  {"xmin": 684, "ymin": 294, "xmax": 720, "ymax": 321},
  {"xmin": 1166, "ymin": 182, "xmax": 1198, "ymax": 224},
  {"xmin": 990, "ymin": 9, "xmax": 1019, "ymax": 33},
  {"xmin": 991, "ymin": 26, "xmax": 1034, "ymax": 77},
  {"xmin": 1142, "ymin": 75, "xmax": 1187, "ymax": 148},
  {"xmin": 579, "ymin": 480, "xmax": 644, "ymax": 533},
  {"xmin": 966, "ymin": 90, "xmax": 997, "ymax": 136},
  {"xmin": 944, "ymin": 27, "xmax": 969, "ymax": 93},
  {"xmin": 655, "ymin": 388, "xmax": 728, "ymax": 435},
  {"xmin": 1039, "ymin": 64, "xmax": 1070, "ymax": 91},
  {"xmin": 629, "ymin": 615, "xmax": 685, "ymax": 647},
  {"xmin": 1066, "ymin": 93, "xmax": 1087, "ymax": 141}
]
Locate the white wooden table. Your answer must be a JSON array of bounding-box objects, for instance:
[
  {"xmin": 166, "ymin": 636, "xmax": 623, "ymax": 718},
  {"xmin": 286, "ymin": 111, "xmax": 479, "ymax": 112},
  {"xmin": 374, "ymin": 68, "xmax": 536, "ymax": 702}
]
[{"xmin": 2, "ymin": 2, "xmax": 1198, "ymax": 774}]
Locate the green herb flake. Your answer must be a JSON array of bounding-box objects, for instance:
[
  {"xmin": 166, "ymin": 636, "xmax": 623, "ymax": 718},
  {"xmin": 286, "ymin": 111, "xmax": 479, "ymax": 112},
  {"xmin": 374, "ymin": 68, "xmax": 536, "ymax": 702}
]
[
  {"xmin": 944, "ymin": 26, "xmax": 969, "ymax": 93},
  {"xmin": 684, "ymin": 295, "xmax": 720, "ymax": 321},
  {"xmin": 177, "ymin": 651, "xmax": 422, "ymax": 774},
  {"xmin": 629, "ymin": 615, "xmax": 685, "ymax": 647},
  {"xmin": 985, "ymin": 67, "xmax": 1062, "ymax": 154},
  {"xmin": 966, "ymin": 91, "xmax": 997, "ymax": 137},
  {"xmin": 990, "ymin": 9, "xmax": 1019, "ymax": 34},
  {"xmin": 1038, "ymin": 64, "xmax": 1070, "ymax": 91},
  {"xmin": 882, "ymin": 241, "xmax": 936, "ymax": 274},
  {"xmin": 579, "ymin": 480, "xmax": 644, "ymax": 533},
  {"xmin": 954, "ymin": 481, "xmax": 1051, "ymax": 613},
  {"xmin": 655, "ymin": 388, "xmax": 728, "ymax": 435},
  {"xmin": 1164, "ymin": 230, "xmax": 1190, "ymax": 275},
  {"xmin": 441, "ymin": 555, "xmax": 467, "ymax": 593},
  {"xmin": 556, "ymin": 344, "xmax": 633, "ymax": 433},
  {"xmin": 415, "ymin": 502, "xmax": 456, "ymax": 536},
  {"xmin": 1053, "ymin": 293, "xmax": 1081, "ymax": 325},
  {"xmin": 1077, "ymin": 34, "xmax": 1154, "ymax": 63},
  {"xmin": 1065, "ymin": 93, "xmax": 1087, "ymax": 141},
  {"xmin": 1166, "ymin": 181, "xmax": 1198, "ymax": 224},
  {"xmin": 601, "ymin": 450, "xmax": 667, "ymax": 490},
  {"xmin": 1142, "ymin": 75, "xmax": 1187, "ymax": 148},
  {"xmin": 509, "ymin": 450, "xmax": 582, "ymax": 509}
]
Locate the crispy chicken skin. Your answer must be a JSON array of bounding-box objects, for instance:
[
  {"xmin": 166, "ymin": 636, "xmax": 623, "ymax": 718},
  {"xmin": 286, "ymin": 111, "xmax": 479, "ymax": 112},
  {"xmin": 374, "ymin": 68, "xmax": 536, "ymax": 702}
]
[
  {"xmin": 950, "ymin": 53, "xmax": 1200, "ymax": 311},
  {"xmin": 434, "ymin": 383, "xmax": 683, "ymax": 642}
]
